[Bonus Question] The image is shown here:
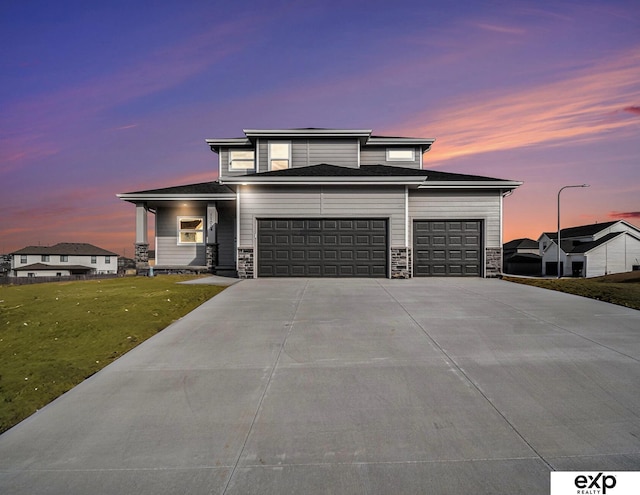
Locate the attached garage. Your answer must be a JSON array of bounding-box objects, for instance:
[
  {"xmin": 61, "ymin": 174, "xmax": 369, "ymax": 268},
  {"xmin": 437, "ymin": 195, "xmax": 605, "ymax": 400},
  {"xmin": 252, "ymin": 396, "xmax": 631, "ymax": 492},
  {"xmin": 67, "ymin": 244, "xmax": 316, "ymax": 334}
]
[
  {"xmin": 413, "ymin": 220, "xmax": 482, "ymax": 276},
  {"xmin": 257, "ymin": 218, "xmax": 388, "ymax": 277}
]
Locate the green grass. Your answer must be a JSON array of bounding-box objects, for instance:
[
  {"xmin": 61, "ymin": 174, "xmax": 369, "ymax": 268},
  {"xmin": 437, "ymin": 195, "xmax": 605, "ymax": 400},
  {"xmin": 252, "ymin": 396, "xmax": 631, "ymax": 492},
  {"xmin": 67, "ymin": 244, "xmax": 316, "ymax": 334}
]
[
  {"xmin": 504, "ymin": 271, "xmax": 640, "ymax": 310},
  {"xmin": 0, "ymin": 275, "xmax": 226, "ymax": 433}
]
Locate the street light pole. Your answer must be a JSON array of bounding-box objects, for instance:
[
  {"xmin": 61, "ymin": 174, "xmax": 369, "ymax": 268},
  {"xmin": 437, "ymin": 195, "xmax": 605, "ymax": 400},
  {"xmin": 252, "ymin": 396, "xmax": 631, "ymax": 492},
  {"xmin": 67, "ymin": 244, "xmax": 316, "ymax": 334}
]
[{"xmin": 557, "ymin": 184, "xmax": 590, "ymax": 278}]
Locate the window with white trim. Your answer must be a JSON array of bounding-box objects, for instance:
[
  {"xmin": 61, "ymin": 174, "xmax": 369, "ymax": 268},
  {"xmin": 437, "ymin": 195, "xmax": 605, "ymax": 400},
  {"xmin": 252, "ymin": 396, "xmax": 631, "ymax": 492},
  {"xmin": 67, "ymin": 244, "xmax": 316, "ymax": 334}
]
[
  {"xmin": 20, "ymin": 255, "xmax": 27, "ymax": 263},
  {"xmin": 105, "ymin": 256, "xmax": 111, "ymax": 264},
  {"xmin": 178, "ymin": 217, "xmax": 205, "ymax": 245},
  {"xmin": 387, "ymin": 148, "xmax": 415, "ymax": 161},
  {"xmin": 269, "ymin": 142, "xmax": 291, "ymax": 170},
  {"xmin": 60, "ymin": 255, "xmax": 68, "ymax": 262},
  {"xmin": 229, "ymin": 150, "xmax": 255, "ymax": 170},
  {"xmin": 91, "ymin": 256, "xmax": 97, "ymax": 264},
  {"xmin": 41, "ymin": 255, "xmax": 50, "ymax": 262}
]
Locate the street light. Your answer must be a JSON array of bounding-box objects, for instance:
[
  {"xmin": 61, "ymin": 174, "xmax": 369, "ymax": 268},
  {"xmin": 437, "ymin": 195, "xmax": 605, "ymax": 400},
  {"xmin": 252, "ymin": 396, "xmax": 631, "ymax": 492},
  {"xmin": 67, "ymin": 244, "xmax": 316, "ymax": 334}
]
[{"xmin": 557, "ymin": 184, "xmax": 590, "ymax": 278}]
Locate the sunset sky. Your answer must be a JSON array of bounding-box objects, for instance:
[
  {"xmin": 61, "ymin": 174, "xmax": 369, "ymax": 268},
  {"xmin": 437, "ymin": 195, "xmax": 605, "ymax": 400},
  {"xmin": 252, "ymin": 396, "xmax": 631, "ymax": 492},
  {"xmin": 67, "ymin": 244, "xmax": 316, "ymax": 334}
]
[{"xmin": 1, "ymin": 0, "xmax": 639, "ymax": 257}]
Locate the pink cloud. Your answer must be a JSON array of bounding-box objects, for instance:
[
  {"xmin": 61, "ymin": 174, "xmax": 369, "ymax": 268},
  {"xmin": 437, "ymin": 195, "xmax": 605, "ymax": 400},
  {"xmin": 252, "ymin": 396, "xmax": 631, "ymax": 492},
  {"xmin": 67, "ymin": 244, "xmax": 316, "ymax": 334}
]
[
  {"xmin": 623, "ymin": 106, "xmax": 640, "ymax": 115},
  {"xmin": 391, "ymin": 46, "xmax": 640, "ymax": 164},
  {"xmin": 609, "ymin": 211, "xmax": 640, "ymax": 219}
]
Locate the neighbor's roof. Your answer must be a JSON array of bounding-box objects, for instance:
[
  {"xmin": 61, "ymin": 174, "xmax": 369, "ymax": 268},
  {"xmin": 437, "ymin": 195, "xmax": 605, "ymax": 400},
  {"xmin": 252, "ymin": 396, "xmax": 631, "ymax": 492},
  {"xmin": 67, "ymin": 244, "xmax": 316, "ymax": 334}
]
[
  {"xmin": 504, "ymin": 238, "xmax": 539, "ymax": 250},
  {"xmin": 566, "ymin": 232, "xmax": 624, "ymax": 254},
  {"xmin": 544, "ymin": 221, "xmax": 619, "ymax": 240},
  {"xmin": 13, "ymin": 263, "xmax": 94, "ymax": 271},
  {"xmin": 12, "ymin": 243, "xmax": 118, "ymax": 256}
]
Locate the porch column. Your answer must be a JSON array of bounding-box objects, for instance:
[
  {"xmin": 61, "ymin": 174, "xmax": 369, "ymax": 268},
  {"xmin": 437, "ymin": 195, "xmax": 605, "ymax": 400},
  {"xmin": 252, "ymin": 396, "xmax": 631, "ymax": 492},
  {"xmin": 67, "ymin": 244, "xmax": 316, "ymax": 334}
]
[
  {"xmin": 206, "ymin": 203, "xmax": 219, "ymax": 273},
  {"xmin": 135, "ymin": 202, "xmax": 149, "ymax": 268}
]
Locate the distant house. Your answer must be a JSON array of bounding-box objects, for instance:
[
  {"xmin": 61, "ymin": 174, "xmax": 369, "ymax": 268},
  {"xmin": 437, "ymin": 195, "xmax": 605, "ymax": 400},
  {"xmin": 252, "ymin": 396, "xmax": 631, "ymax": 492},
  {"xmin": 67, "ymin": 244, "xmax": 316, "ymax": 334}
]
[
  {"xmin": 503, "ymin": 238, "xmax": 542, "ymax": 275},
  {"xmin": 538, "ymin": 220, "xmax": 640, "ymax": 277},
  {"xmin": 10, "ymin": 243, "xmax": 119, "ymax": 278}
]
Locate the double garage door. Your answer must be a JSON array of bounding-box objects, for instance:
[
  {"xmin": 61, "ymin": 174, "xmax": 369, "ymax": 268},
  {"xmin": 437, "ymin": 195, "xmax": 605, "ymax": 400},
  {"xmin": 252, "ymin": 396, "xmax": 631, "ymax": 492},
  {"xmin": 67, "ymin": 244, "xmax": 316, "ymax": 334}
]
[
  {"xmin": 257, "ymin": 218, "xmax": 482, "ymax": 277},
  {"xmin": 413, "ymin": 220, "xmax": 482, "ymax": 276},
  {"xmin": 257, "ymin": 218, "xmax": 387, "ymax": 277}
]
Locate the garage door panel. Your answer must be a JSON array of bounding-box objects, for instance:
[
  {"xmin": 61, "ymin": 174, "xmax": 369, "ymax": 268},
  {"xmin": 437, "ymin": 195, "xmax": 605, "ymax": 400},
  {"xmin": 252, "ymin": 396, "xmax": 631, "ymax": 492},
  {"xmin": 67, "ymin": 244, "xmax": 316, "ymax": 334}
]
[
  {"xmin": 414, "ymin": 220, "xmax": 482, "ymax": 277},
  {"xmin": 258, "ymin": 218, "xmax": 388, "ymax": 277}
]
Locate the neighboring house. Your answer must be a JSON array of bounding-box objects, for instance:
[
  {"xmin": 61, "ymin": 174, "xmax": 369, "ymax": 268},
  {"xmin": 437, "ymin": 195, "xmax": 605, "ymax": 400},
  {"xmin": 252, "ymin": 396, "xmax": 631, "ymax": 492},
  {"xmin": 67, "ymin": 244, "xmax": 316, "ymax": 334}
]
[
  {"xmin": 10, "ymin": 243, "xmax": 119, "ymax": 278},
  {"xmin": 118, "ymin": 128, "xmax": 522, "ymax": 278},
  {"xmin": 503, "ymin": 238, "xmax": 542, "ymax": 275},
  {"xmin": 0, "ymin": 254, "xmax": 10, "ymax": 278},
  {"xmin": 538, "ymin": 220, "xmax": 640, "ymax": 277}
]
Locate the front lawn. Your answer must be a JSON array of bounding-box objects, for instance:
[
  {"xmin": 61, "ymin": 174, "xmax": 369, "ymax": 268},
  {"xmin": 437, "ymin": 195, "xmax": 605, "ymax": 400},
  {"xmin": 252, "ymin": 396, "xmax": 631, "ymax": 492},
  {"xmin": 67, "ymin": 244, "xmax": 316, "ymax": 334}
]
[
  {"xmin": 0, "ymin": 276, "xmax": 226, "ymax": 433},
  {"xmin": 504, "ymin": 271, "xmax": 640, "ymax": 310}
]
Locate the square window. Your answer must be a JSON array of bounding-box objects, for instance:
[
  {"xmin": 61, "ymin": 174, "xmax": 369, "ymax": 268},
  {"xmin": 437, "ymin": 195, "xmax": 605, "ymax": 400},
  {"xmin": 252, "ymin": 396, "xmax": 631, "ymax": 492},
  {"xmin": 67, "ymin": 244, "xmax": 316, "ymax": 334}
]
[
  {"xmin": 41, "ymin": 255, "xmax": 50, "ymax": 262},
  {"xmin": 60, "ymin": 255, "xmax": 68, "ymax": 262},
  {"xmin": 229, "ymin": 150, "xmax": 255, "ymax": 170},
  {"xmin": 387, "ymin": 148, "xmax": 415, "ymax": 161},
  {"xmin": 20, "ymin": 255, "xmax": 27, "ymax": 263},
  {"xmin": 178, "ymin": 217, "xmax": 204, "ymax": 245}
]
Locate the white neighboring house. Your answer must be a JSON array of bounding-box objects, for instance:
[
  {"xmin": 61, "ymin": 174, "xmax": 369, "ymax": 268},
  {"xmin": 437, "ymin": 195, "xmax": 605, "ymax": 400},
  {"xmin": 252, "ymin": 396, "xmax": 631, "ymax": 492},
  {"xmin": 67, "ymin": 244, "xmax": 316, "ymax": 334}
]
[
  {"xmin": 10, "ymin": 243, "xmax": 119, "ymax": 278},
  {"xmin": 538, "ymin": 220, "xmax": 640, "ymax": 277}
]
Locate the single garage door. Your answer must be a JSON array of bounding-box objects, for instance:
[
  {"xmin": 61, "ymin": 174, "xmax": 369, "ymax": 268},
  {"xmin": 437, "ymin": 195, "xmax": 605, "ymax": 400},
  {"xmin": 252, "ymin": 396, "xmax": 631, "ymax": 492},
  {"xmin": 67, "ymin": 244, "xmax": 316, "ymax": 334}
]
[
  {"xmin": 257, "ymin": 218, "xmax": 388, "ymax": 277},
  {"xmin": 413, "ymin": 220, "xmax": 482, "ymax": 276}
]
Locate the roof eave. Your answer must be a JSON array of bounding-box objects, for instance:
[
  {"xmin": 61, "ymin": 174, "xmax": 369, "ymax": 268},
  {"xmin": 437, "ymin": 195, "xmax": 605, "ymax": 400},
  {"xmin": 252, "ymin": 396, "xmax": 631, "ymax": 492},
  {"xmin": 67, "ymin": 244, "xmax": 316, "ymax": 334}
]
[
  {"xmin": 117, "ymin": 193, "xmax": 237, "ymax": 203},
  {"xmin": 418, "ymin": 181, "xmax": 523, "ymax": 189}
]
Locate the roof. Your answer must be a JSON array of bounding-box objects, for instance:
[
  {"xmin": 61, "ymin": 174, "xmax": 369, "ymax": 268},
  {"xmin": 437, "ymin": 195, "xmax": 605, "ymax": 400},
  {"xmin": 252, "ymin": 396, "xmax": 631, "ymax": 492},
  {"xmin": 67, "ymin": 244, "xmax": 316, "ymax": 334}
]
[
  {"xmin": 544, "ymin": 221, "xmax": 619, "ymax": 240},
  {"xmin": 117, "ymin": 181, "xmax": 237, "ymax": 202},
  {"xmin": 239, "ymin": 164, "xmax": 504, "ymax": 181},
  {"xmin": 505, "ymin": 253, "xmax": 542, "ymax": 263},
  {"xmin": 119, "ymin": 181, "xmax": 235, "ymax": 196},
  {"xmin": 504, "ymin": 238, "xmax": 538, "ymax": 250},
  {"xmin": 13, "ymin": 263, "xmax": 93, "ymax": 271},
  {"xmin": 567, "ymin": 232, "xmax": 624, "ymax": 254},
  {"xmin": 206, "ymin": 128, "xmax": 436, "ymax": 152},
  {"xmin": 12, "ymin": 243, "xmax": 118, "ymax": 256}
]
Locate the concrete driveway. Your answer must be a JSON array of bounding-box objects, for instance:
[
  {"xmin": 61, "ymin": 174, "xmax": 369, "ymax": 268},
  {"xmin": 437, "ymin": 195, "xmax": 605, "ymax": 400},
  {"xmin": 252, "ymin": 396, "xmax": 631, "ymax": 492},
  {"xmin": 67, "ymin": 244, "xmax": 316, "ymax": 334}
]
[{"xmin": 1, "ymin": 278, "xmax": 639, "ymax": 494}]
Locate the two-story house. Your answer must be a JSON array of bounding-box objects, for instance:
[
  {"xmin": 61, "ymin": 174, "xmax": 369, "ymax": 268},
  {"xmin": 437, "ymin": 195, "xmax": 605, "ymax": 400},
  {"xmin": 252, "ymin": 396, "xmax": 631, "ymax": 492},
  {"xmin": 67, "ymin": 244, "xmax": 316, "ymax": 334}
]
[
  {"xmin": 118, "ymin": 128, "xmax": 521, "ymax": 278},
  {"xmin": 10, "ymin": 243, "xmax": 119, "ymax": 278},
  {"xmin": 539, "ymin": 220, "xmax": 640, "ymax": 277}
]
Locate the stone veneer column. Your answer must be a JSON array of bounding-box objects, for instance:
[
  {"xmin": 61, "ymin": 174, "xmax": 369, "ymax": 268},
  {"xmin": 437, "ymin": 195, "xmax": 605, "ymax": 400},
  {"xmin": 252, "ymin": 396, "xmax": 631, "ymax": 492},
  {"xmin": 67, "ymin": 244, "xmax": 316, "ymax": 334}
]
[
  {"xmin": 390, "ymin": 247, "xmax": 411, "ymax": 278},
  {"xmin": 237, "ymin": 248, "xmax": 254, "ymax": 279},
  {"xmin": 206, "ymin": 244, "xmax": 218, "ymax": 273},
  {"xmin": 485, "ymin": 247, "xmax": 502, "ymax": 277},
  {"xmin": 135, "ymin": 243, "xmax": 149, "ymax": 270}
]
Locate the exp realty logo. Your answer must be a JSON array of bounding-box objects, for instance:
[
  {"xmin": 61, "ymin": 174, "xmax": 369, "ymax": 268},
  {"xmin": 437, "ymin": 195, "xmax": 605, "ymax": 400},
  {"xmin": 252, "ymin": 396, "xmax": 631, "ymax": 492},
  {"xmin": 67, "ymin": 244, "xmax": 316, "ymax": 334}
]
[{"xmin": 551, "ymin": 472, "xmax": 639, "ymax": 495}]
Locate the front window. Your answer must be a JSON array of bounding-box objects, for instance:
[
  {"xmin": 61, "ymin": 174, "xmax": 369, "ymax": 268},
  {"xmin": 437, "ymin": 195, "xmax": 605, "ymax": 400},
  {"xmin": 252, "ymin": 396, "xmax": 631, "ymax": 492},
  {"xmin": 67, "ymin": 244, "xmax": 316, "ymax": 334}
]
[
  {"xmin": 387, "ymin": 148, "xmax": 415, "ymax": 161},
  {"xmin": 91, "ymin": 256, "xmax": 97, "ymax": 264},
  {"xmin": 269, "ymin": 142, "xmax": 290, "ymax": 170},
  {"xmin": 229, "ymin": 150, "xmax": 255, "ymax": 170},
  {"xmin": 178, "ymin": 217, "xmax": 205, "ymax": 244},
  {"xmin": 105, "ymin": 256, "xmax": 111, "ymax": 264},
  {"xmin": 41, "ymin": 255, "xmax": 50, "ymax": 262},
  {"xmin": 60, "ymin": 255, "xmax": 68, "ymax": 262},
  {"xmin": 20, "ymin": 255, "xmax": 27, "ymax": 263}
]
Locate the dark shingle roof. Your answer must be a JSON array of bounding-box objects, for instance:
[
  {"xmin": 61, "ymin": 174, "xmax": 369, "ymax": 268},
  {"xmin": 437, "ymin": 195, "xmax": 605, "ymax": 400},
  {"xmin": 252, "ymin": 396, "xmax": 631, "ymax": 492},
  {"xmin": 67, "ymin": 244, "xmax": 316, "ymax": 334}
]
[
  {"xmin": 120, "ymin": 181, "xmax": 234, "ymax": 195},
  {"xmin": 12, "ymin": 243, "xmax": 118, "ymax": 256},
  {"xmin": 504, "ymin": 238, "xmax": 538, "ymax": 249},
  {"xmin": 567, "ymin": 232, "xmax": 624, "ymax": 253},
  {"xmin": 243, "ymin": 164, "xmax": 507, "ymax": 181},
  {"xmin": 545, "ymin": 221, "xmax": 619, "ymax": 240},
  {"xmin": 14, "ymin": 263, "xmax": 93, "ymax": 271}
]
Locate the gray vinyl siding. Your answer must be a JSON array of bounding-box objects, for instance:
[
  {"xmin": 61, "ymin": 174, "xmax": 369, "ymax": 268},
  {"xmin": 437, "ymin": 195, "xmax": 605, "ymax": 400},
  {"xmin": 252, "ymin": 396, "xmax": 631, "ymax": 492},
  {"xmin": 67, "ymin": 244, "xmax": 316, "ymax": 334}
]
[
  {"xmin": 256, "ymin": 139, "xmax": 359, "ymax": 172},
  {"xmin": 360, "ymin": 146, "xmax": 422, "ymax": 168},
  {"xmin": 408, "ymin": 190, "xmax": 502, "ymax": 248},
  {"xmin": 155, "ymin": 206, "xmax": 207, "ymax": 266},
  {"xmin": 239, "ymin": 185, "xmax": 406, "ymax": 247}
]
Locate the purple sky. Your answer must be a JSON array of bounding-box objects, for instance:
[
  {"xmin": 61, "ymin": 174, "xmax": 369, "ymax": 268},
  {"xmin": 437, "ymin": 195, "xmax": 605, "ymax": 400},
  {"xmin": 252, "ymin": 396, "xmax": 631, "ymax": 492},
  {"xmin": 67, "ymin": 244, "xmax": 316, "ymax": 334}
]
[{"xmin": 1, "ymin": 0, "xmax": 639, "ymax": 256}]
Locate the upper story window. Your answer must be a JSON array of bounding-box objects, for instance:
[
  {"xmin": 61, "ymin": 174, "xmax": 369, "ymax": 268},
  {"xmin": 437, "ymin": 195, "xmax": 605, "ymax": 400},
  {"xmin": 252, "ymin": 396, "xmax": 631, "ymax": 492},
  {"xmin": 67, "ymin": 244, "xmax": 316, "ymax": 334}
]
[
  {"xmin": 41, "ymin": 255, "xmax": 50, "ymax": 262},
  {"xmin": 91, "ymin": 256, "xmax": 97, "ymax": 264},
  {"xmin": 105, "ymin": 256, "xmax": 111, "ymax": 264},
  {"xmin": 60, "ymin": 255, "xmax": 68, "ymax": 262},
  {"xmin": 229, "ymin": 150, "xmax": 255, "ymax": 171},
  {"xmin": 269, "ymin": 142, "xmax": 291, "ymax": 170},
  {"xmin": 178, "ymin": 217, "xmax": 204, "ymax": 245},
  {"xmin": 20, "ymin": 255, "xmax": 27, "ymax": 263},
  {"xmin": 387, "ymin": 148, "xmax": 415, "ymax": 161}
]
